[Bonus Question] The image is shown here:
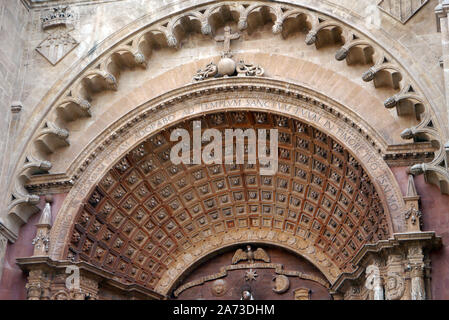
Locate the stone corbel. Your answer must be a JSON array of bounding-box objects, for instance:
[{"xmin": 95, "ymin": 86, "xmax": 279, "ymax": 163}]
[
  {"xmin": 35, "ymin": 121, "xmax": 70, "ymax": 154},
  {"xmin": 7, "ymin": 186, "xmax": 40, "ymax": 230},
  {"xmin": 362, "ymin": 56, "xmax": 402, "ymax": 90},
  {"xmin": 56, "ymin": 97, "xmax": 92, "ymax": 122},
  {"xmin": 384, "ymin": 84, "xmax": 425, "ymax": 121}
]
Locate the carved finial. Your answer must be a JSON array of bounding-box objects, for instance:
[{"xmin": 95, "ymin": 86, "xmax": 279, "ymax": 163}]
[
  {"xmin": 403, "ymin": 174, "xmax": 422, "ymax": 232},
  {"xmin": 32, "ymin": 196, "xmax": 53, "ymax": 256},
  {"xmin": 38, "ymin": 196, "xmax": 53, "ymax": 227}
]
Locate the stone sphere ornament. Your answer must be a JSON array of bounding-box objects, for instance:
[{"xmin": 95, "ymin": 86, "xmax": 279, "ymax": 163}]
[{"xmin": 217, "ymin": 57, "xmax": 236, "ymax": 76}]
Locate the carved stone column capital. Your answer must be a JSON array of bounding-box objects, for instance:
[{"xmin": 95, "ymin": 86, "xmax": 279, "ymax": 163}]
[
  {"xmin": 25, "ymin": 269, "xmax": 50, "ymax": 300},
  {"xmin": 406, "ymin": 245, "xmax": 426, "ymax": 300}
]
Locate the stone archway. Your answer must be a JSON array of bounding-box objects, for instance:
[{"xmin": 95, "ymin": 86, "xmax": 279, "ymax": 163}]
[
  {"xmin": 43, "ymin": 81, "xmax": 408, "ymax": 299},
  {"xmin": 5, "ymin": 0, "xmax": 444, "ymax": 302}
]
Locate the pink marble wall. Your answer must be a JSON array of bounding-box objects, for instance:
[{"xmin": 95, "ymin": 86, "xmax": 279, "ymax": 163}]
[
  {"xmin": 0, "ymin": 193, "xmax": 67, "ymax": 299},
  {"xmin": 391, "ymin": 167, "xmax": 449, "ymax": 300}
]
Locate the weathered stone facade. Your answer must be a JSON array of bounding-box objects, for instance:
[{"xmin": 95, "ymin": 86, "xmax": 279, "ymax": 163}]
[{"xmin": 0, "ymin": 0, "xmax": 448, "ymax": 300}]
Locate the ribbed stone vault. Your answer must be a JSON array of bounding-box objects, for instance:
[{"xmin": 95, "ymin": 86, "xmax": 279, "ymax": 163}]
[{"xmin": 66, "ymin": 111, "xmax": 389, "ymax": 293}]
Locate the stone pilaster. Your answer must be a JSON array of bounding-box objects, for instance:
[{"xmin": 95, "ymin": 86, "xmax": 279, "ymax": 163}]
[
  {"xmin": 385, "ymin": 253, "xmax": 406, "ymax": 300},
  {"xmin": 403, "ymin": 175, "xmax": 422, "ymax": 232},
  {"xmin": 436, "ymin": 1, "xmax": 449, "ymax": 134},
  {"xmin": 365, "ymin": 261, "xmax": 384, "ymax": 300},
  {"xmin": 0, "ymin": 233, "xmax": 7, "ymax": 282},
  {"xmin": 25, "ymin": 268, "xmax": 50, "ymax": 300},
  {"xmin": 407, "ymin": 245, "xmax": 426, "ymax": 300}
]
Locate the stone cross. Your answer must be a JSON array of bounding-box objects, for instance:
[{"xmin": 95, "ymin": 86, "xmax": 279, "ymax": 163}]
[{"xmin": 215, "ymin": 26, "xmax": 240, "ymax": 57}]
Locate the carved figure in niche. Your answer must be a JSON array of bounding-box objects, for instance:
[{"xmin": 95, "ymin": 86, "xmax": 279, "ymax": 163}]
[
  {"xmin": 211, "ymin": 279, "xmax": 227, "ymax": 297},
  {"xmin": 365, "ymin": 264, "xmax": 384, "ymax": 300},
  {"xmin": 385, "ymin": 273, "xmax": 405, "ymax": 300},
  {"xmin": 232, "ymin": 245, "xmax": 270, "ymax": 264}
]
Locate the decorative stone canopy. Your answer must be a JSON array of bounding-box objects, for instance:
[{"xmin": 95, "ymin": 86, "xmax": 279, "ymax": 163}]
[{"xmin": 65, "ymin": 111, "xmax": 390, "ymax": 295}]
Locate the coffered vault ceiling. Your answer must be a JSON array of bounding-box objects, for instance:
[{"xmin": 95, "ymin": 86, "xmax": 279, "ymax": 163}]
[{"xmin": 67, "ymin": 111, "xmax": 389, "ymax": 295}]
